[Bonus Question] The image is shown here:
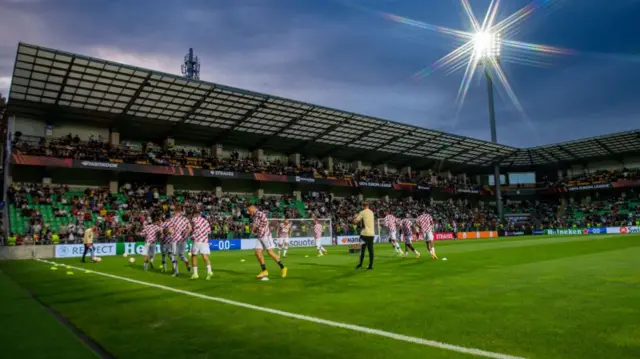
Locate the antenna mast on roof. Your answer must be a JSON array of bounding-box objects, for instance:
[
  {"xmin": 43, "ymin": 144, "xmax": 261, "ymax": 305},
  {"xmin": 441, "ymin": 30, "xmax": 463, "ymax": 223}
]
[{"xmin": 181, "ymin": 48, "xmax": 200, "ymax": 80}]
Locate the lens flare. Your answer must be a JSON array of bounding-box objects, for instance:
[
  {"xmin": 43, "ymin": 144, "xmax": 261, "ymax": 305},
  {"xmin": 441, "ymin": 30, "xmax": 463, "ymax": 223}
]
[{"xmin": 383, "ymin": 0, "xmax": 577, "ymax": 119}]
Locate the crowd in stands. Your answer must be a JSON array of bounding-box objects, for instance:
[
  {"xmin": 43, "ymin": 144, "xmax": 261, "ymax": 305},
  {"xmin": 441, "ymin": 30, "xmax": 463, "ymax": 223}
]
[
  {"xmin": 5, "ymin": 179, "xmax": 640, "ymax": 246},
  {"xmin": 553, "ymin": 168, "xmax": 640, "ymax": 187},
  {"xmin": 304, "ymin": 192, "xmax": 500, "ymax": 235},
  {"xmin": 11, "ymin": 132, "xmax": 640, "ymax": 191},
  {"xmin": 11, "ymin": 133, "xmax": 481, "ymax": 188},
  {"xmin": 7, "ymin": 182, "xmax": 307, "ymax": 245},
  {"xmin": 6, "ymin": 133, "xmax": 640, "ymax": 245}
]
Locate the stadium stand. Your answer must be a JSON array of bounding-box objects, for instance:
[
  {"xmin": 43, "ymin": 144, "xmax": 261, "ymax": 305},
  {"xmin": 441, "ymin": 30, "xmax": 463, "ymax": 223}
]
[{"xmin": 2, "ymin": 43, "xmax": 640, "ymax": 246}]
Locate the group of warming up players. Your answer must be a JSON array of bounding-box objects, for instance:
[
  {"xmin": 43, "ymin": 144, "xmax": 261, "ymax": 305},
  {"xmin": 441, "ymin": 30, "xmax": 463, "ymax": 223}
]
[
  {"xmin": 84, "ymin": 203, "xmax": 436, "ymax": 281},
  {"xmin": 382, "ymin": 210, "xmax": 439, "ymax": 260},
  {"xmin": 130, "ymin": 205, "xmax": 288, "ymax": 281}
]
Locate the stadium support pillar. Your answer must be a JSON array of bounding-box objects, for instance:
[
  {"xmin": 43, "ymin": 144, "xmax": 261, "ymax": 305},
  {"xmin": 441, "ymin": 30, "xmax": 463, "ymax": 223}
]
[
  {"xmin": 109, "ymin": 181, "xmax": 118, "ymax": 194},
  {"xmin": 293, "ymin": 190, "xmax": 301, "ymax": 201},
  {"xmin": 6, "ymin": 176, "xmax": 12, "ymax": 186},
  {"xmin": 458, "ymin": 173, "xmax": 467, "ymax": 184},
  {"xmin": 109, "ymin": 131, "xmax": 120, "ymax": 146},
  {"xmin": 486, "ymin": 68, "xmax": 503, "ymax": 220},
  {"xmin": 376, "ymin": 163, "xmax": 388, "ymax": 173},
  {"xmin": 215, "ymin": 186, "xmax": 223, "ymax": 198},
  {"xmin": 289, "ymin": 153, "xmax": 300, "ymax": 167},
  {"xmin": 252, "ymin": 149, "xmax": 264, "ymax": 162},
  {"xmin": 440, "ymin": 171, "xmax": 452, "ymax": 179},
  {"xmin": 211, "ymin": 144, "xmax": 223, "ymax": 158},
  {"xmin": 357, "ymin": 193, "xmax": 364, "ymax": 202},
  {"xmin": 401, "ymin": 166, "xmax": 412, "ymax": 178},
  {"xmin": 45, "ymin": 123, "xmax": 53, "ymax": 137},
  {"xmin": 557, "ymin": 169, "xmax": 564, "ymax": 180},
  {"xmin": 352, "ymin": 161, "xmax": 362, "ymax": 171},
  {"xmin": 255, "ymin": 188, "xmax": 264, "ymax": 199},
  {"xmin": 164, "ymin": 138, "xmax": 175, "ymax": 151},
  {"xmin": 166, "ymin": 183, "xmax": 174, "ymax": 197},
  {"xmin": 323, "ymin": 156, "xmax": 334, "ymax": 172}
]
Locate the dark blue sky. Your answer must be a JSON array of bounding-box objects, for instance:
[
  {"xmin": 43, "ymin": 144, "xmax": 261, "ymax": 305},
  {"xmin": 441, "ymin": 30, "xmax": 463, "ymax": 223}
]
[{"xmin": 1, "ymin": 0, "xmax": 639, "ymax": 147}]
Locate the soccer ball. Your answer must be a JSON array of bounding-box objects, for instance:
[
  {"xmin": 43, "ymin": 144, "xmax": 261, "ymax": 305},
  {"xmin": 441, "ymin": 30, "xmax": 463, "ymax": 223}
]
[
  {"xmin": 96, "ymin": 257, "xmax": 102, "ymax": 262},
  {"xmin": 128, "ymin": 257, "xmax": 135, "ymax": 264},
  {"xmin": 123, "ymin": 253, "xmax": 128, "ymax": 258},
  {"xmin": 92, "ymin": 257, "xmax": 99, "ymax": 262}
]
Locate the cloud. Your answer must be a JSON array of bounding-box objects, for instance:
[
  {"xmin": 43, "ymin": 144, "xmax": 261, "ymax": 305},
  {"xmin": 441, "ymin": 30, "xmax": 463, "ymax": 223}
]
[
  {"xmin": 0, "ymin": 76, "xmax": 10, "ymax": 98},
  {"xmin": 0, "ymin": 0, "xmax": 638, "ymax": 148}
]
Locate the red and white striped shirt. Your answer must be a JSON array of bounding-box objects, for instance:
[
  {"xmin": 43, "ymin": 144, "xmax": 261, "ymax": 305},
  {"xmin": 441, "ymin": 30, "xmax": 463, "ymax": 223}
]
[
  {"xmin": 252, "ymin": 211, "xmax": 270, "ymax": 239},
  {"xmin": 191, "ymin": 216, "xmax": 211, "ymax": 243},
  {"xmin": 383, "ymin": 214, "xmax": 397, "ymax": 231},
  {"xmin": 165, "ymin": 215, "xmax": 191, "ymax": 243},
  {"xmin": 161, "ymin": 221, "xmax": 172, "ymax": 244},
  {"xmin": 416, "ymin": 214, "xmax": 434, "ymax": 233},
  {"xmin": 313, "ymin": 223, "xmax": 323, "ymax": 239},
  {"xmin": 400, "ymin": 218, "xmax": 414, "ymax": 237},
  {"xmin": 278, "ymin": 222, "xmax": 292, "ymax": 238},
  {"xmin": 142, "ymin": 223, "xmax": 162, "ymax": 244}
]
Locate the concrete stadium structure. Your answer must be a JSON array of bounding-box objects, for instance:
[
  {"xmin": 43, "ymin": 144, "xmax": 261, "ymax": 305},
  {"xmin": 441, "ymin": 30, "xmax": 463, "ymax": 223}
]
[{"xmin": 3, "ymin": 42, "xmax": 640, "ymax": 199}]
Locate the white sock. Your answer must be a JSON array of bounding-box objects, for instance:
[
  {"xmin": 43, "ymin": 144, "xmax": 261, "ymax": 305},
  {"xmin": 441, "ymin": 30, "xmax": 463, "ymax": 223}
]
[
  {"xmin": 283, "ymin": 248, "xmax": 288, "ymax": 256},
  {"xmin": 206, "ymin": 264, "xmax": 212, "ymax": 273},
  {"xmin": 193, "ymin": 267, "xmax": 198, "ymax": 275},
  {"xmin": 430, "ymin": 248, "xmax": 435, "ymax": 254}
]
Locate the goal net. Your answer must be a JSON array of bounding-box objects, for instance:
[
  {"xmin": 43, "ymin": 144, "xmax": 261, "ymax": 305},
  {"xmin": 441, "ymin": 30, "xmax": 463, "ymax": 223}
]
[
  {"xmin": 376, "ymin": 218, "xmax": 424, "ymax": 243},
  {"xmin": 268, "ymin": 218, "xmax": 333, "ymax": 247}
]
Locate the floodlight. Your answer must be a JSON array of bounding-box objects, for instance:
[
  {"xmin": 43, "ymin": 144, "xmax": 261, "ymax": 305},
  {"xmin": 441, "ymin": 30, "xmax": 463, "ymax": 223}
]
[{"xmin": 473, "ymin": 32, "xmax": 501, "ymax": 59}]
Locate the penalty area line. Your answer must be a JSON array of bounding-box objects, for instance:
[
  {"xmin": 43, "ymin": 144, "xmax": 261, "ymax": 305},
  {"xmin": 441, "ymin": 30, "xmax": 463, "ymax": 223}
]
[{"xmin": 36, "ymin": 259, "xmax": 525, "ymax": 359}]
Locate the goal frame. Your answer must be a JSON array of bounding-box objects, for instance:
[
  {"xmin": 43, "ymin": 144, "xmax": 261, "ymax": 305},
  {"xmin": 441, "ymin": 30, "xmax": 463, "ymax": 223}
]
[{"xmin": 268, "ymin": 217, "xmax": 333, "ymax": 239}]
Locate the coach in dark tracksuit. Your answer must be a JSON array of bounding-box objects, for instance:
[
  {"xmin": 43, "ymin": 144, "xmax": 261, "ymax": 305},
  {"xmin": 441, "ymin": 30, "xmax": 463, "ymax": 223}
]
[{"xmin": 354, "ymin": 202, "xmax": 375, "ymax": 270}]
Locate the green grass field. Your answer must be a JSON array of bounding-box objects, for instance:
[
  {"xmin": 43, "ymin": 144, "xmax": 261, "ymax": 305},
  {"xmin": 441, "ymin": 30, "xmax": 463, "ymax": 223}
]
[
  {"xmin": 1, "ymin": 235, "xmax": 639, "ymax": 359},
  {"xmin": 0, "ymin": 270, "xmax": 99, "ymax": 358}
]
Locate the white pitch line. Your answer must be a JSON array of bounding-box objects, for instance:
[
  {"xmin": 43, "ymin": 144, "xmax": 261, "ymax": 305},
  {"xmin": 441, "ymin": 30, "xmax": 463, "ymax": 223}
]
[{"xmin": 36, "ymin": 259, "xmax": 525, "ymax": 359}]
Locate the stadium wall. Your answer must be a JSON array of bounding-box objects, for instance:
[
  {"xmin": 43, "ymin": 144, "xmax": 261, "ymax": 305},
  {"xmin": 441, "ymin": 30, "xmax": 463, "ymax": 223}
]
[
  {"xmin": 174, "ymin": 138, "xmax": 209, "ymax": 153},
  {"xmin": 170, "ymin": 176, "xmax": 218, "ymax": 191},
  {"xmin": 13, "ymin": 116, "xmax": 111, "ymax": 142},
  {"xmin": 0, "ymin": 245, "xmax": 54, "ymax": 260},
  {"xmin": 13, "ymin": 116, "xmax": 46, "ymax": 137},
  {"xmin": 52, "ymin": 121, "xmax": 109, "ymax": 141}
]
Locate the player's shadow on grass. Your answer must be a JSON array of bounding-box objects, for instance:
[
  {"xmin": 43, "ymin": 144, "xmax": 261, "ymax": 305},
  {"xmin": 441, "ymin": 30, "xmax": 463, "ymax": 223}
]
[
  {"xmin": 297, "ymin": 262, "xmax": 347, "ymax": 269},
  {"xmin": 301, "ymin": 268, "xmax": 365, "ymax": 288},
  {"xmin": 213, "ymin": 268, "xmax": 245, "ymax": 276},
  {"xmin": 128, "ymin": 264, "xmax": 246, "ymax": 277}
]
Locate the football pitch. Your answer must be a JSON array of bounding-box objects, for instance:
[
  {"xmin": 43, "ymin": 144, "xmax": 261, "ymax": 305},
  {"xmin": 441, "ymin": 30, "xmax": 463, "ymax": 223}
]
[{"xmin": 1, "ymin": 235, "xmax": 639, "ymax": 359}]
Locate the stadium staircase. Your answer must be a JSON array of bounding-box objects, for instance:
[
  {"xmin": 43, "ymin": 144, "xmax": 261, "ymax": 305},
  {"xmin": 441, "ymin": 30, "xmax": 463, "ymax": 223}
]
[{"xmin": 295, "ymin": 200, "xmax": 307, "ymax": 218}]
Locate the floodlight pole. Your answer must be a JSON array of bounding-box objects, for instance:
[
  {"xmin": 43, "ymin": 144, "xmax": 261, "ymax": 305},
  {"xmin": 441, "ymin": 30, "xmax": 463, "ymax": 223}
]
[{"xmin": 485, "ymin": 64, "xmax": 504, "ymax": 220}]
